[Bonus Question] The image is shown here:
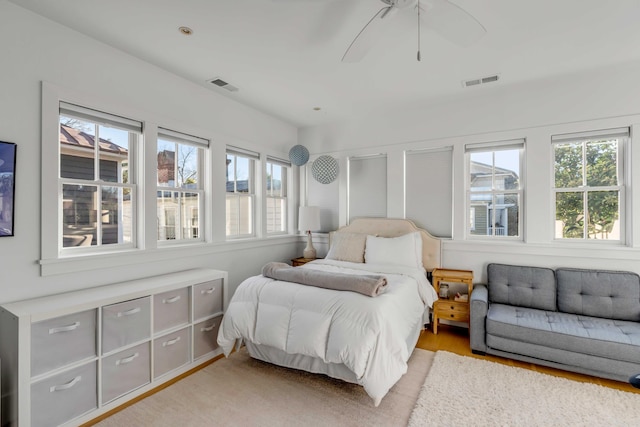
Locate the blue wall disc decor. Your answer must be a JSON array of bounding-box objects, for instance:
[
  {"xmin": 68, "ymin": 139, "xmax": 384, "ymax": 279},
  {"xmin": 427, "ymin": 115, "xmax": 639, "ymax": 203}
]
[
  {"xmin": 312, "ymin": 155, "xmax": 339, "ymax": 184},
  {"xmin": 288, "ymin": 145, "xmax": 309, "ymax": 166}
]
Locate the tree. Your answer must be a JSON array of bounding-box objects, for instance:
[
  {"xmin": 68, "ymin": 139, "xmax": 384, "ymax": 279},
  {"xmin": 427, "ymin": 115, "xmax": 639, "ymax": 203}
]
[{"xmin": 177, "ymin": 146, "xmax": 197, "ymax": 187}]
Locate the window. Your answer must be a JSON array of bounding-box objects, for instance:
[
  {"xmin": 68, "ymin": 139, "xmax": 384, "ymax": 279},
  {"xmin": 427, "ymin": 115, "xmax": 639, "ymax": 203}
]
[
  {"xmin": 157, "ymin": 128, "xmax": 207, "ymax": 243},
  {"xmin": 59, "ymin": 102, "xmax": 140, "ymax": 250},
  {"xmin": 226, "ymin": 147, "xmax": 258, "ymax": 238},
  {"xmin": 405, "ymin": 148, "xmax": 452, "ymax": 238},
  {"xmin": 266, "ymin": 157, "xmax": 289, "ymax": 234},
  {"xmin": 348, "ymin": 155, "xmax": 387, "ymax": 222},
  {"xmin": 466, "ymin": 140, "xmax": 524, "ymax": 239},
  {"xmin": 553, "ymin": 128, "xmax": 628, "ymax": 242}
]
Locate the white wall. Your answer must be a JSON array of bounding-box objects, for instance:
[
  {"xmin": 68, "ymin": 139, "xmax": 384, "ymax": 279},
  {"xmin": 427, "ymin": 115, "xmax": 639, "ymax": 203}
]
[
  {"xmin": 300, "ymin": 59, "xmax": 640, "ymax": 283},
  {"xmin": 0, "ymin": 2, "xmax": 302, "ymax": 303}
]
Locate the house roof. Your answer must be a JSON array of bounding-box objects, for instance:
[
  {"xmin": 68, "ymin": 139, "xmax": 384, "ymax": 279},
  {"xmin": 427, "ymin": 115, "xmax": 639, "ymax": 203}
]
[{"xmin": 59, "ymin": 124, "xmax": 128, "ymax": 156}]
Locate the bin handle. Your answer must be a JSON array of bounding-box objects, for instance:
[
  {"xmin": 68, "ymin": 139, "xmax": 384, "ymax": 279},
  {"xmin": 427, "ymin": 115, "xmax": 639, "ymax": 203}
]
[
  {"xmin": 50, "ymin": 376, "xmax": 81, "ymax": 393},
  {"xmin": 116, "ymin": 352, "xmax": 139, "ymax": 366},
  {"xmin": 49, "ymin": 322, "xmax": 80, "ymax": 334},
  {"xmin": 117, "ymin": 307, "xmax": 141, "ymax": 317},
  {"xmin": 162, "ymin": 295, "xmax": 181, "ymax": 304},
  {"xmin": 162, "ymin": 336, "xmax": 181, "ymax": 347}
]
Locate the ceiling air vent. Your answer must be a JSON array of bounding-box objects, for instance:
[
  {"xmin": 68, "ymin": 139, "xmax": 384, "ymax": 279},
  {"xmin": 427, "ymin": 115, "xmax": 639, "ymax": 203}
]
[
  {"xmin": 462, "ymin": 74, "xmax": 500, "ymax": 88},
  {"xmin": 206, "ymin": 77, "xmax": 239, "ymax": 92}
]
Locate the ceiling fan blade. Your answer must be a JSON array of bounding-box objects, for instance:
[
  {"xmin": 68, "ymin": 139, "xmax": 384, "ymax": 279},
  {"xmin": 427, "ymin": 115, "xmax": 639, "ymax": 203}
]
[
  {"xmin": 342, "ymin": 6, "xmax": 397, "ymax": 63},
  {"xmin": 421, "ymin": 0, "xmax": 486, "ymax": 47}
]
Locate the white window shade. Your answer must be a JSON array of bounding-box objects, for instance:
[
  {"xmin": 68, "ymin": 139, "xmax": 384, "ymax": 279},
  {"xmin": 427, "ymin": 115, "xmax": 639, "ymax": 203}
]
[
  {"xmin": 348, "ymin": 155, "xmax": 387, "ymax": 221},
  {"xmin": 60, "ymin": 102, "xmax": 142, "ymax": 133},
  {"xmin": 158, "ymin": 127, "xmax": 209, "ymax": 148},
  {"xmin": 405, "ymin": 147, "xmax": 453, "ymax": 238}
]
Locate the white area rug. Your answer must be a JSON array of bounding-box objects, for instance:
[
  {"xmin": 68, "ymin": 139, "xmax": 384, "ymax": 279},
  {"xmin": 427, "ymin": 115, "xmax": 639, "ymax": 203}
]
[{"xmin": 409, "ymin": 351, "xmax": 640, "ymax": 427}]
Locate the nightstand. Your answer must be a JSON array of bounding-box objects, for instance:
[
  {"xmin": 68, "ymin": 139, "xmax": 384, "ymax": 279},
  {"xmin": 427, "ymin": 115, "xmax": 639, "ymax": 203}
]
[
  {"xmin": 431, "ymin": 268, "xmax": 474, "ymax": 334},
  {"xmin": 291, "ymin": 257, "xmax": 319, "ymax": 266}
]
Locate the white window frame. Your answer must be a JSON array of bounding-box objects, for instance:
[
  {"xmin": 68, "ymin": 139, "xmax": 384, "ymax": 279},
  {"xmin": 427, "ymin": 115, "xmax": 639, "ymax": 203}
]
[
  {"xmin": 56, "ymin": 101, "xmax": 141, "ymax": 255},
  {"xmin": 156, "ymin": 128, "xmax": 207, "ymax": 245},
  {"xmin": 551, "ymin": 127, "xmax": 628, "ymax": 244},
  {"xmin": 226, "ymin": 147, "xmax": 258, "ymax": 239},
  {"xmin": 465, "ymin": 139, "xmax": 525, "ymax": 240},
  {"xmin": 265, "ymin": 157, "xmax": 290, "ymax": 235}
]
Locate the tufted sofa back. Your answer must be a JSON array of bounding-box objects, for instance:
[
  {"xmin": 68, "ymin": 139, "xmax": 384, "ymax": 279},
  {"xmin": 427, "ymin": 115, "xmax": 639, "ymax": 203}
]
[
  {"xmin": 556, "ymin": 268, "xmax": 640, "ymax": 321},
  {"xmin": 487, "ymin": 263, "xmax": 556, "ymax": 311}
]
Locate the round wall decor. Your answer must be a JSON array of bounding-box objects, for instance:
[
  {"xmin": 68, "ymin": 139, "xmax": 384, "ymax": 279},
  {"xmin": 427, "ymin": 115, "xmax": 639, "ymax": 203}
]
[
  {"xmin": 288, "ymin": 145, "xmax": 310, "ymax": 166},
  {"xmin": 312, "ymin": 155, "xmax": 339, "ymax": 184}
]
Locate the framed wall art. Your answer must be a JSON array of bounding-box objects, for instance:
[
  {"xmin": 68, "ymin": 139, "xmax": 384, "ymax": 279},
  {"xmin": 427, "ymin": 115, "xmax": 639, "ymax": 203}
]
[{"xmin": 0, "ymin": 141, "xmax": 16, "ymax": 236}]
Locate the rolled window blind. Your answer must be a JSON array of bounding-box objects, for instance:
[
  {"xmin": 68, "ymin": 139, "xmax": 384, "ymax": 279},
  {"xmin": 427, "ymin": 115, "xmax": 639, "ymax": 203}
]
[
  {"xmin": 158, "ymin": 127, "xmax": 209, "ymax": 148},
  {"xmin": 60, "ymin": 102, "xmax": 142, "ymax": 133},
  {"xmin": 348, "ymin": 155, "xmax": 387, "ymax": 222},
  {"xmin": 405, "ymin": 147, "xmax": 453, "ymax": 238}
]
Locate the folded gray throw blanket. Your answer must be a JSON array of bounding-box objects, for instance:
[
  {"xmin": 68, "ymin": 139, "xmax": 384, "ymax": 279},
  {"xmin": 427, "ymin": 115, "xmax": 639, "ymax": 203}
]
[{"xmin": 261, "ymin": 262, "xmax": 387, "ymax": 297}]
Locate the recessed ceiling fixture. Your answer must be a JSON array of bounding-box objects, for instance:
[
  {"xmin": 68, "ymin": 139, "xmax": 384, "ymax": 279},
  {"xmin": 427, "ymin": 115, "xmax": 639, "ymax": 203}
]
[
  {"xmin": 313, "ymin": 107, "xmax": 322, "ymax": 111},
  {"xmin": 206, "ymin": 77, "xmax": 239, "ymax": 92},
  {"xmin": 462, "ymin": 74, "xmax": 500, "ymax": 88},
  {"xmin": 178, "ymin": 26, "xmax": 193, "ymax": 36}
]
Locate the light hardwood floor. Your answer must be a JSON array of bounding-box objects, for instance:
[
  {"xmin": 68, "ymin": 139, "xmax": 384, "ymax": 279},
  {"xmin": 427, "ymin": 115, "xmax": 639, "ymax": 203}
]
[{"xmin": 416, "ymin": 324, "xmax": 640, "ymax": 394}]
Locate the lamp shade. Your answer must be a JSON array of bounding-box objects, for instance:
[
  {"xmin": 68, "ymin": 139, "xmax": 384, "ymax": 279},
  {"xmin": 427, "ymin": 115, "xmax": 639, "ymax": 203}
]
[{"xmin": 298, "ymin": 206, "xmax": 321, "ymax": 232}]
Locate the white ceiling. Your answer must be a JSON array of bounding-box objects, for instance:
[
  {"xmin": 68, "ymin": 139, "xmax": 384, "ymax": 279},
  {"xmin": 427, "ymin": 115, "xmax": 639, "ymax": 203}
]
[{"xmin": 11, "ymin": 0, "xmax": 640, "ymax": 128}]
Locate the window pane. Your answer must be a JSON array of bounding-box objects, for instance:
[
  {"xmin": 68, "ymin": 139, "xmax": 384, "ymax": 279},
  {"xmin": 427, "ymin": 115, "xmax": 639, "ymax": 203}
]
[
  {"xmin": 554, "ymin": 143, "xmax": 582, "ymax": 188},
  {"xmin": 496, "ymin": 193, "xmax": 520, "ymax": 237},
  {"xmin": 235, "ymin": 157, "xmax": 250, "ymax": 193},
  {"xmin": 226, "ymin": 155, "xmax": 235, "ymax": 192},
  {"xmin": 60, "ymin": 116, "xmax": 96, "ymax": 179},
  {"xmin": 494, "ymin": 150, "xmax": 520, "ymax": 190},
  {"xmin": 469, "ymin": 193, "xmax": 490, "ymax": 236},
  {"xmin": 157, "ymin": 192, "xmax": 179, "ymax": 240},
  {"xmin": 586, "ymin": 140, "xmax": 617, "ymax": 187},
  {"xmin": 98, "ymin": 125, "xmax": 130, "ymax": 183},
  {"xmin": 469, "ymin": 152, "xmax": 492, "ymax": 192},
  {"xmin": 587, "ymin": 190, "xmax": 619, "ymax": 240},
  {"xmin": 62, "ymin": 184, "xmax": 97, "ymax": 247},
  {"xmin": 269, "ymin": 164, "xmax": 284, "ymax": 197},
  {"xmin": 157, "ymin": 139, "xmax": 176, "ymax": 187},
  {"xmin": 226, "ymin": 194, "xmax": 252, "ymax": 236},
  {"xmin": 267, "ymin": 197, "xmax": 286, "ymax": 233},
  {"xmin": 101, "ymin": 186, "xmax": 131, "ymax": 245},
  {"xmin": 555, "ymin": 192, "xmax": 584, "ymax": 239},
  {"xmin": 177, "ymin": 145, "xmax": 198, "ymax": 188},
  {"xmin": 181, "ymin": 192, "xmax": 199, "ymax": 239}
]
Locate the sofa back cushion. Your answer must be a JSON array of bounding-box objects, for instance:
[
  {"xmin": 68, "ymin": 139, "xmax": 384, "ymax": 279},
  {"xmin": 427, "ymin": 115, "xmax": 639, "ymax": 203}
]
[
  {"xmin": 556, "ymin": 268, "xmax": 640, "ymax": 321},
  {"xmin": 487, "ymin": 263, "xmax": 556, "ymax": 311}
]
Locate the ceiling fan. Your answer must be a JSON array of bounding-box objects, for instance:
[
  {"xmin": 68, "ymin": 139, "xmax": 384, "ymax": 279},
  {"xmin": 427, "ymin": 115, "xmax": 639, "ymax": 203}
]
[{"xmin": 342, "ymin": 0, "xmax": 486, "ymax": 62}]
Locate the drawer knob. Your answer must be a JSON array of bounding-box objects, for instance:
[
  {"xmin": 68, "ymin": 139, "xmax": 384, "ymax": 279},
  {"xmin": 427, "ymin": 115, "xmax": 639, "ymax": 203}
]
[
  {"xmin": 201, "ymin": 323, "xmax": 216, "ymax": 332},
  {"xmin": 48, "ymin": 321, "xmax": 80, "ymax": 335},
  {"xmin": 450, "ymin": 314, "xmax": 455, "ymax": 318},
  {"xmin": 50, "ymin": 375, "xmax": 81, "ymax": 393},
  {"xmin": 162, "ymin": 336, "xmax": 181, "ymax": 347},
  {"xmin": 450, "ymin": 306, "xmax": 454, "ymax": 310},
  {"xmin": 201, "ymin": 287, "xmax": 216, "ymax": 295},
  {"xmin": 116, "ymin": 352, "xmax": 140, "ymax": 366},
  {"xmin": 117, "ymin": 307, "xmax": 141, "ymax": 317},
  {"xmin": 162, "ymin": 295, "xmax": 181, "ymax": 304}
]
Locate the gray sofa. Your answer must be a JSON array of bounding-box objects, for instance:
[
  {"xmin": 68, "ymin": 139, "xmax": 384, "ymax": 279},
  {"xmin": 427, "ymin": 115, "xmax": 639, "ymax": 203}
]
[{"xmin": 470, "ymin": 263, "xmax": 640, "ymax": 382}]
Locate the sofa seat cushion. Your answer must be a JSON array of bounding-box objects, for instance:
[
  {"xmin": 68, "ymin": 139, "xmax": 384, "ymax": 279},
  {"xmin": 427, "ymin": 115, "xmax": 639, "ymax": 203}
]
[{"xmin": 486, "ymin": 304, "xmax": 640, "ymax": 364}]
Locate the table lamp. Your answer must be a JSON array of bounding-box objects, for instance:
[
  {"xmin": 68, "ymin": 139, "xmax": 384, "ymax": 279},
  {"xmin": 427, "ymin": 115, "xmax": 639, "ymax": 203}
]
[{"xmin": 298, "ymin": 206, "xmax": 321, "ymax": 259}]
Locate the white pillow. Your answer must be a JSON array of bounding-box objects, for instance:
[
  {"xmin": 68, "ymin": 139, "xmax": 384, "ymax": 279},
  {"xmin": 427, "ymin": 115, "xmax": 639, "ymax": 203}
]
[
  {"xmin": 364, "ymin": 232, "xmax": 423, "ymax": 269},
  {"xmin": 325, "ymin": 232, "xmax": 368, "ymax": 263}
]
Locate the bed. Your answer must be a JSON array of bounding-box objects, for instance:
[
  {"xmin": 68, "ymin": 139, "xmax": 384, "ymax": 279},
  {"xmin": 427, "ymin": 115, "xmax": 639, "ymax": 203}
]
[{"xmin": 217, "ymin": 218, "xmax": 441, "ymax": 405}]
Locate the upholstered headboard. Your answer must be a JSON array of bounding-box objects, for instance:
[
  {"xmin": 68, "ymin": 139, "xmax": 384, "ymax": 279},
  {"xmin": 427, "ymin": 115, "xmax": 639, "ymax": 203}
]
[{"xmin": 334, "ymin": 218, "xmax": 441, "ymax": 272}]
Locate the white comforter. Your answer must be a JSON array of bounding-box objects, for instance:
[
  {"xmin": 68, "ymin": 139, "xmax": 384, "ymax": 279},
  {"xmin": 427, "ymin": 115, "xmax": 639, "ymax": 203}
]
[{"xmin": 217, "ymin": 259, "xmax": 438, "ymax": 404}]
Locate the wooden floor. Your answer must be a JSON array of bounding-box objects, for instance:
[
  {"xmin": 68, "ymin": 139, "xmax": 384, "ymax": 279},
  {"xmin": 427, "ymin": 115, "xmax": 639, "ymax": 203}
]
[{"xmin": 417, "ymin": 324, "xmax": 640, "ymax": 394}]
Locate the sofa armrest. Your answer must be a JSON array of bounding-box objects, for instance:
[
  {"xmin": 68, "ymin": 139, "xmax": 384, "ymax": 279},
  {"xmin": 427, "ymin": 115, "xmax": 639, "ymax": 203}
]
[{"xmin": 470, "ymin": 283, "xmax": 489, "ymax": 353}]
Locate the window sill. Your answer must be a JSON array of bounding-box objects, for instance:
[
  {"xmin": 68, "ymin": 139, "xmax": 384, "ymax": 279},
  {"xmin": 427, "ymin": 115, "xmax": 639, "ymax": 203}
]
[{"xmin": 39, "ymin": 235, "xmax": 300, "ymax": 276}]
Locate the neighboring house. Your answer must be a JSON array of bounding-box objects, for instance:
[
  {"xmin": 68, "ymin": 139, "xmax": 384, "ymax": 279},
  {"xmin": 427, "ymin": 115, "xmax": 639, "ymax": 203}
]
[{"xmin": 469, "ymin": 161, "xmax": 519, "ymax": 237}]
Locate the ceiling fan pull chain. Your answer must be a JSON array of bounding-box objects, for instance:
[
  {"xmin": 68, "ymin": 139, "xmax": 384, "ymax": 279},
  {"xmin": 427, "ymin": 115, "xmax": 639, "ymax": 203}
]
[{"xmin": 417, "ymin": 0, "xmax": 421, "ymax": 61}]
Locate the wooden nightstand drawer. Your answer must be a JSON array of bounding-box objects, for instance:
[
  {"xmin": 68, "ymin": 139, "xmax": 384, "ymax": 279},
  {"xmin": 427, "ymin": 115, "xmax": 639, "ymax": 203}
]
[
  {"xmin": 291, "ymin": 257, "xmax": 318, "ymax": 266},
  {"xmin": 434, "ymin": 301, "xmax": 469, "ymax": 316}
]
